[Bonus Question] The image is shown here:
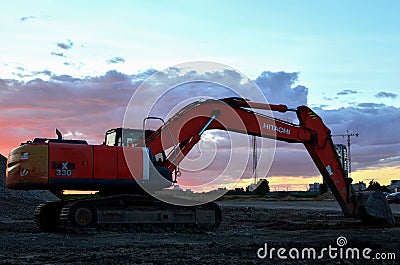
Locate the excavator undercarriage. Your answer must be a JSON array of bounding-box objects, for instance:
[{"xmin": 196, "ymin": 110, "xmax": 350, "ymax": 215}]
[{"xmin": 34, "ymin": 195, "xmax": 222, "ymax": 233}]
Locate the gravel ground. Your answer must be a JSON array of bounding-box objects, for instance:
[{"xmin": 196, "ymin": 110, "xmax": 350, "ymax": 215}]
[
  {"xmin": 1, "ymin": 154, "xmax": 399, "ymax": 264},
  {"xmin": 0, "ymin": 197, "xmax": 399, "ymax": 265}
]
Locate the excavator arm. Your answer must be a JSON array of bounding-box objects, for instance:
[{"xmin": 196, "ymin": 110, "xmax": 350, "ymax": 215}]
[{"xmin": 144, "ymin": 97, "xmax": 394, "ymax": 224}]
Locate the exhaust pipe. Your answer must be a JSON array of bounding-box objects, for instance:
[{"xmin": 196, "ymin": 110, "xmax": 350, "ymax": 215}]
[{"xmin": 56, "ymin": 129, "xmax": 63, "ymax": 141}]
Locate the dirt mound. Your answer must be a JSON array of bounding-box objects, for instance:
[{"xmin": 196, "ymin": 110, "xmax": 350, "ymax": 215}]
[{"xmin": 0, "ymin": 154, "xmax": 58, "ymax": 201}]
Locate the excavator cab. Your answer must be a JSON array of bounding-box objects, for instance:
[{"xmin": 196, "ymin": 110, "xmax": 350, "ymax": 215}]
[
  {"xmin": 104, "ymin": 128, "xmax": 167, "ymax": 166},
  {"xmin": 104, "ymin": 128, "xmax": 173, "ymax": 187},
  {"xmin": 105, "ymin": 128, "xmax": 152, "ymax": 147}
]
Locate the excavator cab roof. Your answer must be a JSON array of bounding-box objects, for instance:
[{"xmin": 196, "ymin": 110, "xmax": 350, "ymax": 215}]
[{"xmin": 105, "ymin": 128, "xmax": 155, "ymax": 147}]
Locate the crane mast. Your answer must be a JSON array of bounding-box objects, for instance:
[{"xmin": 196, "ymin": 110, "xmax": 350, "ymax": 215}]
[{"xmin": 332, "ymin": 130, "xmax": 359, "ymax": 177}]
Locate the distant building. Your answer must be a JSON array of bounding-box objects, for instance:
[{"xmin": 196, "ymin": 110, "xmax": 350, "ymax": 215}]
[
  {"xmin": 309, "ymin": 183, "xmax": 320, "ymax": 193},
  {"xmin": 227, "ymin": 187, "xmax": 246, "ymax": 195},
  {"xmin": 172, "ymin": 185, "xmax": 182, "ymax": 191},
  {"xmin": 387, "ymin": 180, "xmax": 400, "ymax": 192},
  {"xmin": 334, "ymin": 144, "xmax": 349, "ymax": 178},
  {"xmin": 352, "ymin": 181, "xmax": 366, "ymax": 191}
]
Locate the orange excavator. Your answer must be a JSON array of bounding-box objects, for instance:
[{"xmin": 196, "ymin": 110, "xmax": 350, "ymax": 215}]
[{"xmin": 6, "ymin": 97, "xmax": 394, "ymax": 232}]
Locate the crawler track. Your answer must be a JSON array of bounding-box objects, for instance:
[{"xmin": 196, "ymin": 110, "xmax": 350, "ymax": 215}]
[
  {"xmin": 34, "ymin": 201, "xmax": 64, "ymax": 232},
  {"xmin": 34, "ymin": 195, "xmax": 222, "ymax": 233}
]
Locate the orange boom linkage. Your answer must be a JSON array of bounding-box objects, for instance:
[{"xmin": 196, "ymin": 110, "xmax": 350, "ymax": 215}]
[{"xmin": 6, "ymin": 97, "xmax": 394, "ymax": 232}]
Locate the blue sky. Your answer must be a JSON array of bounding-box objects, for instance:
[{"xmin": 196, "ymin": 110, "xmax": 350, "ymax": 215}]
[
  {"xmin": 1, "ymin": 1, "xmax": 400, "ymax": 189},
  {"xmin": 1, "ymin": 0, "xmax": 399, "ymax": 108}
]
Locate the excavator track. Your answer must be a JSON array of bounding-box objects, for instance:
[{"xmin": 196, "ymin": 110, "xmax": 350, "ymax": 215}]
[
  {"xmin": 36, "ymin": 195, "xmax": 222, "ymax": 233},
  {"xmin": 34, "ymin": 201, "xmax": 64, "ymax": 232}
]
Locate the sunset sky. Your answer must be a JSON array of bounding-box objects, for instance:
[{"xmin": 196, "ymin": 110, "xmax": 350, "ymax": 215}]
[{"xmin": 1, "ymin": 0, "xmax": 399, "ymax": 191}]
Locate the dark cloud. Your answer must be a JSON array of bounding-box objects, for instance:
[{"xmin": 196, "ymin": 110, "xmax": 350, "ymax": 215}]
[
  {"xmin": 19, "ymin": 16, "xmax": 35, "ymax": 22},
  {"xmin": 50, "ymin": 74, "xmax": 81, "ymax": 82},
  {"xmin": 51, "ymin": 52, "xmax": 66, "ymax": 57},
  {"xmin": 337, "ymin": 89, "xmax": 357, "ymax": 96},
  {"xmin": 255, "ymin": 71, "xmax": 307, "ymax": 106},
  {"xmin": 357, "ymin": 103, "xmax": 385, "ymax": 108},
  {"xmin": 57, "ymin": 40, "xmax": 74, "ymax": 50},
  {"xmin": 106, "ymin": 57, "xmax": 126, "ymax": 64},
  {"xmin": 0, "ymin": 70, "xmax": 138, "ymax": 156},
  {"xmin": 32, "ymin": 70, "xmax": 52, "ymax": 76},
  {"xmin": 375, "ymin": 91, "xmax": 397, "ymax": 99},
  {"xmin": 319, "ymin": 104, "xmax": 400, "ymax": 171}
]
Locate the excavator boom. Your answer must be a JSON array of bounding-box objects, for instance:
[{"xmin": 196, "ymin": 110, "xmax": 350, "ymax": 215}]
[{"xmin": 144, "ymin": 97, "xmax": 394, "ymax": 224}]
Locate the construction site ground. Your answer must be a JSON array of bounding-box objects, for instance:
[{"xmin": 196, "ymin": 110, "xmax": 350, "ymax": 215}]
[{"xmin": 0, "ymin": 197, "xmax": 399, "ymax": 265}]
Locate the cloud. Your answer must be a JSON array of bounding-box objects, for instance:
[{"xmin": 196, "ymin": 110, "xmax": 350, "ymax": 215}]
[
  {"xmin": 357, "ymin": 103, "xmax": 385, "ymax": 108},
  {"xmin": 32, "ymin": 70, "xmax": 52, "ymax": 76},
  {"xmin": 106, "ymin": 56, "xmax": 126, "ymax": 64},
  {"xmin": 254, "ymin": 71, "xmax": 308, "ymax": 106},
  {"xmin": 267, "ymin": 146, "xmax": 320, "ymax": 177},
  {"xmin": 51, "ymin": 40, "xmax": 74, "ymax": 58},
  {"xmin": 337, "ymin": 89, "xmax": 357, "ymax": 96},
  {"xmin": 50, "ymin": 74, "xmax": 80, "ymax": 82},
  {"xmin": 19, "ymin": 16, "xmax": 36, "ymax": 22},
  {"xmin": 318, "ymin": 104, "xmax": 400, "ymax": 171},
  {"xmin": 12, "ymin": 68, "xmax": 53, "ymax": 79},
  {"xmin": 0, "ymin": 70, "xmax": 140, "ymax": 152},
  {"xmin": 323, "ymin": 96, "xmax": 339, "ymax": 101},
  {"xmin": 51, "ymin": 52, "xmax": 66, "ymax": 57},
  {"xmin": 57, "ymin": 40, "xmax": 74, "ymax": 50},
  {"xmin": 375, "ymin": 91, "xmax": 397, "ymax": 99}
]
